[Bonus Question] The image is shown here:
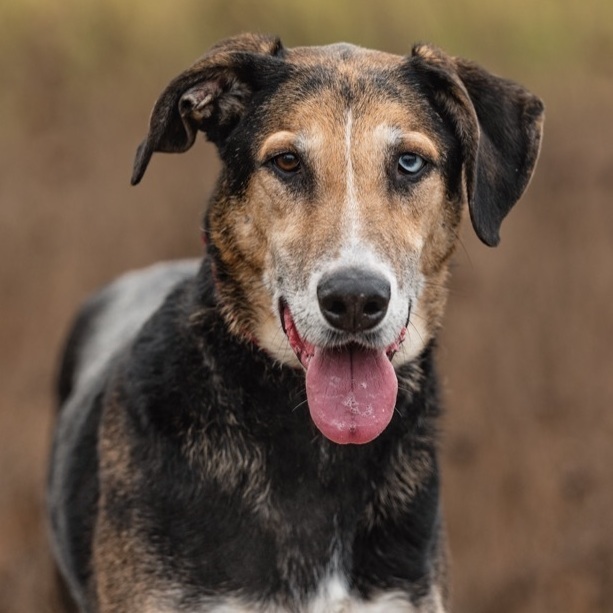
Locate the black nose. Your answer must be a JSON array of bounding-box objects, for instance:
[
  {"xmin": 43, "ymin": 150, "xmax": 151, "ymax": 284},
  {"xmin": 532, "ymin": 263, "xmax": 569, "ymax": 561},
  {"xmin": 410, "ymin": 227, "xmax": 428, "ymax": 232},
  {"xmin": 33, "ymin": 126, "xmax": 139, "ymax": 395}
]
[{"xmin": 317, "ymin": 267, "xmax": 391, "ymax": 333}]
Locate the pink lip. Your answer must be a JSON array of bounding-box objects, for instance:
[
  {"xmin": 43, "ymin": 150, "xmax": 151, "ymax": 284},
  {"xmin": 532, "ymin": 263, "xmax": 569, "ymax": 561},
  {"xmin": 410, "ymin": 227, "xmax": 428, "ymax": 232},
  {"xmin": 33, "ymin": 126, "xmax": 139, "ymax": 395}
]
[{"xmin": 281, "ymin": 303, "xmax": 315, "ymax": 368}]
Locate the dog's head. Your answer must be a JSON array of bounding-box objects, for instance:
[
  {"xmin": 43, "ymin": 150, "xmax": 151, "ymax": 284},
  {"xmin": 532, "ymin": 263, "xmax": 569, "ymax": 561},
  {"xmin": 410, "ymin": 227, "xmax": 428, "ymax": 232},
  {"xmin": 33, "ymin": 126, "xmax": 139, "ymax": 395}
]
[{"xmin": 133, "ymin": 34, "xmax": 544, "ymax": 444}]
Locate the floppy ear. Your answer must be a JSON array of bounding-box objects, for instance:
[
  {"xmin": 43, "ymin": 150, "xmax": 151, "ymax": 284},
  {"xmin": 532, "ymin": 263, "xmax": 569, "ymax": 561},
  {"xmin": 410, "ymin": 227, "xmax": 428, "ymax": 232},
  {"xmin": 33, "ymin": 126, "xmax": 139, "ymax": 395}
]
[
  {"xmin": 411, "ymin": 44, "xmax": 544, "ymax": 246},
  {"xmin": 131, "ymin": 33, "xmax": 285, "ymax": 185}
]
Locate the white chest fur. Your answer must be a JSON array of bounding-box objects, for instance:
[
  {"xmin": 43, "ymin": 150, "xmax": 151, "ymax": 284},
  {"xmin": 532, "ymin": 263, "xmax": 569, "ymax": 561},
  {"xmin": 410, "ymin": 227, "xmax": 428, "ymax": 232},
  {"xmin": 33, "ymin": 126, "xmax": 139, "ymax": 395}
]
[{"xmin": 150, "ymin": 574, "xmax": 445, "ymax": 612}]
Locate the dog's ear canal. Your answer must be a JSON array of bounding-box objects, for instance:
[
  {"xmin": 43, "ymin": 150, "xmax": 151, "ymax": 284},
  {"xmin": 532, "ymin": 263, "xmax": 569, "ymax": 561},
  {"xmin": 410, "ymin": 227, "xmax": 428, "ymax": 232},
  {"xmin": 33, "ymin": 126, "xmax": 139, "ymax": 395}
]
[
  {"xmin": 131, "ymin": 33, "xmax": 286, "ymax": 185},
  {"xmin": 410, "ymin": 44, "xmax": 544, "ymax": 246}
]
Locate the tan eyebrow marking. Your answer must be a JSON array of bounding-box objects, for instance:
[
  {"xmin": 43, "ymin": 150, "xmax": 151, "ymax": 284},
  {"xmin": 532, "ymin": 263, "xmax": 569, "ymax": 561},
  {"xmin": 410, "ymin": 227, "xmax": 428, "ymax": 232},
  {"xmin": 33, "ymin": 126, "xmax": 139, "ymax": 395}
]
[
  {"xmin": 258, "ymin": 130, "xmax": 320, "ymax": 162},
  {"xmin": 374, "ymin": 126, "xmax": 440, "ymax": 162}
]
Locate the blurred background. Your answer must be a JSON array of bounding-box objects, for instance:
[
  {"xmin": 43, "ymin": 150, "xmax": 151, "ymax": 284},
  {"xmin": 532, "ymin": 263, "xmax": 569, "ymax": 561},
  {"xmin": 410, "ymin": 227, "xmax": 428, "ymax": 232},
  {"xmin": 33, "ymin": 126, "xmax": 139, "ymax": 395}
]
[{"xmin": 1, "ymin": 0, "xmax": 612, "ymax": 611}]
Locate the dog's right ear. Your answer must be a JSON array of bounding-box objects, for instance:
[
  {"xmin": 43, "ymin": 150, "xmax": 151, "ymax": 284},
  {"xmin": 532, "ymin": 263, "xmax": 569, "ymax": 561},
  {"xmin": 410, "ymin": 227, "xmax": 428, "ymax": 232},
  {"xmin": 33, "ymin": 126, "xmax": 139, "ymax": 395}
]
[{"xmin": 131, "ymin": 33, "xmax": 285, "ymax": 185}]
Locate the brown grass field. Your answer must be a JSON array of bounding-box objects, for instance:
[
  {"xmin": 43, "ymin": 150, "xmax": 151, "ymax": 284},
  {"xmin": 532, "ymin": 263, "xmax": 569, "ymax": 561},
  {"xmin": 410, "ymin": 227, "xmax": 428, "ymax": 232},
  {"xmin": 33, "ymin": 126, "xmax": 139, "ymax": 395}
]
[{"xmin": 1, "ymin": 1, "xmax": 612, "ymax": 611}]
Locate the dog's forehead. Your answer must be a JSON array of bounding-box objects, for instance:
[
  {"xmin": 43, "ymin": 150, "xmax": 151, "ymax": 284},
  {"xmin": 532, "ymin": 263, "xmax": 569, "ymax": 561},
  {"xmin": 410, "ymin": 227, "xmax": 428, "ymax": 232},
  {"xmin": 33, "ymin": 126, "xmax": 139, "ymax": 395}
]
[
  {"xmin": 254, "ymin": 44, "xmax": 437, "ymax": 144},
  {"xmin": 286, "ymin": 42, "xmax": 404, "ymax": 69},
  {"xmin": 281, "ymin": 42, "xmax": 408, "ymax": 95}
]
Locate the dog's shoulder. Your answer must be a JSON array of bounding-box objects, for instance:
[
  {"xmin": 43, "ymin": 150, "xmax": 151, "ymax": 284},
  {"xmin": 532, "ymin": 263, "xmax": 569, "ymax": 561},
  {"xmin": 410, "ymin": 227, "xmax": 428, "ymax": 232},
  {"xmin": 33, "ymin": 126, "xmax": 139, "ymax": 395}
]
[
  {"xmin": 49, "ymin": 259, "xmax": 201, "ymax": 606},
  {"xmin": 57, "ymin": 259, "xmax": 200, "ymax": 405}
]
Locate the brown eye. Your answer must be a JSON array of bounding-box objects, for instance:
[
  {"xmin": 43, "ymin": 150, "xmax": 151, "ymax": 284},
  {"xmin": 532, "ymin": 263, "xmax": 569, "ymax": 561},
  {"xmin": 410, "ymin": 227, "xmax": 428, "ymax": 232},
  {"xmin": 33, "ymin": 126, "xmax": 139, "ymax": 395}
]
[{"xmin": 271, "ymin": 152, "xmax": 301, "ymax": 174}]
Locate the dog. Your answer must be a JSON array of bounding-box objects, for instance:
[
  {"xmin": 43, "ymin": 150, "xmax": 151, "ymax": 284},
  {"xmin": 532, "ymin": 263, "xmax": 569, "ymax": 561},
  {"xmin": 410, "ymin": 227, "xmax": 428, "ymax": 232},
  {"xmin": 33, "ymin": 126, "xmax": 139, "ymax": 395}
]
[{"xmin": 48, "ymin": 34, "xmax": 544, "ymax": 612}]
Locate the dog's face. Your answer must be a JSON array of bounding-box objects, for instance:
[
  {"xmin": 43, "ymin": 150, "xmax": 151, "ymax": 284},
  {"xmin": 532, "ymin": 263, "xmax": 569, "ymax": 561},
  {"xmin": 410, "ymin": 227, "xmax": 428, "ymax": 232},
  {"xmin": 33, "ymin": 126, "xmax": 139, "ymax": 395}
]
[
  {"xmin": 133, "ymin": 34, "xmax": 543, "ymax": 444},
  {"xmin": 209, "ymin": 47, "xmax": 460, "ymax": 366}
]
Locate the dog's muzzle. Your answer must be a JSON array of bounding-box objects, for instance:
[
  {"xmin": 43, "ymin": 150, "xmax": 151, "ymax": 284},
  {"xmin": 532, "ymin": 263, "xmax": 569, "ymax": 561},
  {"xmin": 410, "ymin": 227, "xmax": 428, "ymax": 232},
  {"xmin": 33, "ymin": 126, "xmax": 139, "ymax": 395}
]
[{"xmin": 281, "ymin": 267, "xmax": 406, "ymax": 446}]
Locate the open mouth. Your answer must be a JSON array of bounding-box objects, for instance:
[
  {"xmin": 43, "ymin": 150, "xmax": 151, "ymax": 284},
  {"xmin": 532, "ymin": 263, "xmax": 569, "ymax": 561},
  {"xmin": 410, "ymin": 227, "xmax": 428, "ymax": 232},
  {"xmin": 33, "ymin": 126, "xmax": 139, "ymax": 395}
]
[{"xmin": 280, "ymin": 301, "xmax": 406, "ymax": 445}]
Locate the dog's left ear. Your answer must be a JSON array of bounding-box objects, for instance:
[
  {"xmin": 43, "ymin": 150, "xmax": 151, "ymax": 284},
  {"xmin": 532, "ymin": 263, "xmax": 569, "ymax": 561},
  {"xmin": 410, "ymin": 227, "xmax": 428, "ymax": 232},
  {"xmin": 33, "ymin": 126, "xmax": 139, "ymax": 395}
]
[
  {"xmin": 410, "ymin": 44, "xmax": 544, "ymax": 246},
  {"xmin": 131, "ymin": 33, "xmax": 286, "ymax": 185}
]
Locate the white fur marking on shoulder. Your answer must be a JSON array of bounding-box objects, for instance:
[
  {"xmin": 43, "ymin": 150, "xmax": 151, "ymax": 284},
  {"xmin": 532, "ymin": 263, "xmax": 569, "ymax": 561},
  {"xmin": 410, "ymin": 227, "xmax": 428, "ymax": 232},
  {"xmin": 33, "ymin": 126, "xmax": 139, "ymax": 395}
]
[{"xmin": 73, "ymin": 259, "xmax": 199, "ymax": 394}]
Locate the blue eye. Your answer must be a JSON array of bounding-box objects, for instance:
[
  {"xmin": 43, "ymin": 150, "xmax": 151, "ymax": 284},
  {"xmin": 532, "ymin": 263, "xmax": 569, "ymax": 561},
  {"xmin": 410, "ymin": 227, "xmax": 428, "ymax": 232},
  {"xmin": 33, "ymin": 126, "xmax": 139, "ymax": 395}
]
[{"xmin": 398, "ymin": 153, "xmax": 427, "ymax": 176}]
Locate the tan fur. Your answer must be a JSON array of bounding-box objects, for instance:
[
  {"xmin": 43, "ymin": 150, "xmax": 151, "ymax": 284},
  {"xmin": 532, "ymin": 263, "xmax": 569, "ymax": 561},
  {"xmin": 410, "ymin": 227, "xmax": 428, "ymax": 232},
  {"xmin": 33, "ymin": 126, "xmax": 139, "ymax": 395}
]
[
  {"xmin": 206, "ymin": 51, "xmax": 462, "ymax": 364},
  {"xmin": 94, "ymin": 393, "xmax": 157, "ymax": 610}
]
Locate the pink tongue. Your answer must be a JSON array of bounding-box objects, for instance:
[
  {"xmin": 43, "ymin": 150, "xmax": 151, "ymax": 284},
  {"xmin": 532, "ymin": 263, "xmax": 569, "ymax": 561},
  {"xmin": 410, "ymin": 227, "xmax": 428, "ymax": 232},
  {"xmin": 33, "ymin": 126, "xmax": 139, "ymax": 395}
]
[{"xmin": 305, "ymin": 346, "xmax": 398, "ymax": 444}]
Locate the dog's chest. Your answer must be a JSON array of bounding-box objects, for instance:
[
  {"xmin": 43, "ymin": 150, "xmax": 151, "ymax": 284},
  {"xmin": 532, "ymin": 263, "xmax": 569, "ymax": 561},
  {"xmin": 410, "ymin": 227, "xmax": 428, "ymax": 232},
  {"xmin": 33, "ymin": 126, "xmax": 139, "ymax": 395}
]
[
  {"xmin": 150, "ymin": 574, "xmax": 433, "ymax": 612},
  {"xmin": 135, "ymin": 438, "xmax": 426, "ymax": 611}
]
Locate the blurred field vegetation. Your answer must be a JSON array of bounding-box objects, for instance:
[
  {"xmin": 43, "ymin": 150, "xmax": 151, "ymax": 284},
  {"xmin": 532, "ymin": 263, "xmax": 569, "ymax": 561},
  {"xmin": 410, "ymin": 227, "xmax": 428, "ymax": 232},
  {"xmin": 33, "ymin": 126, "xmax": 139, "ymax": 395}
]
[
  {"xmin": 1, "ymin": 1, "xmax": 613, "ymax": 612},
  {"xmin": 2, "ymin": 0, "xmax": 613, "ymax": 83}
]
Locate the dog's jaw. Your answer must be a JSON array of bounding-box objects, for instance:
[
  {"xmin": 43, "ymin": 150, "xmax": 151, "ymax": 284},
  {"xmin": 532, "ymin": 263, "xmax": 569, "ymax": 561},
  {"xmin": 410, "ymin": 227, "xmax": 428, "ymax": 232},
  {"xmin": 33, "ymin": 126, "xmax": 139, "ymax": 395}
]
[{"xmin": 280, "ymin": 301, "xmax": 406, "ymax": 444}]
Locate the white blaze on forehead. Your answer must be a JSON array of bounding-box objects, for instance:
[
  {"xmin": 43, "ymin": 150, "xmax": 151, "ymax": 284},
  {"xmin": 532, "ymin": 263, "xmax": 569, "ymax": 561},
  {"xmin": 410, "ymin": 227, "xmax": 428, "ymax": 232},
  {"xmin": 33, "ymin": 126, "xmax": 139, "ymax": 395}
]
[
  {"xmin": 344, "ymin": 108, "xmax": 359, "ymax": 244},
  {"xmin": 341, "ymin": 116, "xmax": 439, "ymax": 250}
]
